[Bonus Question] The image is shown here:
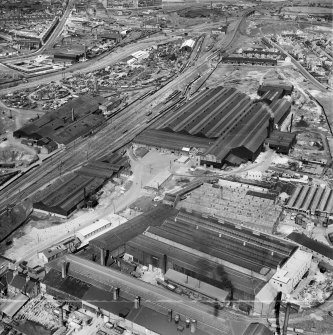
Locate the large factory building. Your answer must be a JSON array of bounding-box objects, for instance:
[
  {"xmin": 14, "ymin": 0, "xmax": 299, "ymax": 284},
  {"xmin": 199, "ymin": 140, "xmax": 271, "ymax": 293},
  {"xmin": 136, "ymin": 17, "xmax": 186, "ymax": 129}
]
[
  {"xmin": 134, "ymin": 86, "xmax": 292, "ymax": 168},
  {"xmin": 89, "ymin": 207, "xmax": 299, "ymax": 314}
]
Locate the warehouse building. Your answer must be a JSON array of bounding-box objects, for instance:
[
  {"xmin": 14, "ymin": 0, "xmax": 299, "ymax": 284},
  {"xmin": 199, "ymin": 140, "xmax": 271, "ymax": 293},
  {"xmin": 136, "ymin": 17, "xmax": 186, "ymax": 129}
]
[
  {"xmin": 13, "ymin": 95, "xmax": 105, "ymax": 146},
  {"xmin": 15, "ymin": 37, "xmax": 41, "ymax": 50},
  {"xmin": 287, "ymin": 232, "xmax": 333, "ymax": 268},
  {"xmin": 33, "ymin": 153, "xmax": 129, "ymax": 218},
  {"xmin": 53, "ymin": 51, "xmax": 84, "ymax": 64},
  {"xmin": 124, "ymin": 209, "xmax": 296, "ymax": 312},
  {"xmin": 258, "ymin": 83, "xmax": 294, "ymax": 97},
  {"xmin": 285, "ymin": 185, "xmax": 333, "ymax": 217},
  {"xmin": 181, "ymin": 39, "xmax": 195, "ymax": 52},
  {"xmin": 265, "ymin": 130, "xmax": 296, "ymax": 154},
  {"xmin": 89, "ymin": 206, "xmax": 296, "ymax": 312},
  {"xmin": 131, "ymin": 50, "xmax": 150, "ymax": 61},
  {"xmin": 98, "ymin": 32, "xmax": 121, "ymax": 42},
  {"xmin": 270, "ymin": 248, "xmax": 312, "ymax": 296},
  {"xmin": 135, "ymin": 86, "xmax": 276, "ymax": 168},
  {"xmin": 42, "ymin": 254, "xmax": 226, "ymax": 335},
  {"xmin": 221, "ymin": 57, "xmax": 277, "ymax": 66},
  {"xmin": 33, "ymin": 174, "xmax": 105, "ymax": 218},
  {"xmin": 89, "ymin": 205, "xmax": 177, "ymax": 261},
  {"xmin": 269, "ymin": 99, "xmax": 292, "ymax": 127},
  {"xmin": 75, "ymin": 215, "xmax": 128, "ymax": 249},
  {"xmin": 180, "ymin": 181, "xmax": 282, "ymax": 233}
]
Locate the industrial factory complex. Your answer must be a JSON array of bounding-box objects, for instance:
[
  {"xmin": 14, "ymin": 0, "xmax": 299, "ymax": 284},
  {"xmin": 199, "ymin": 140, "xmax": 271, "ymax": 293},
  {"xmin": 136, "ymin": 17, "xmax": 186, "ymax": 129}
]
[
  {"xmin": 1, "ymin": 1, "xmax": 333, "ymax": 335},
  {"xmin": 13, "ymin": 95, "xmax": 105, "ymax": 146},
  {"xmin": 134, "ymin": 84, "xmax": 293, "ymax": 168}
]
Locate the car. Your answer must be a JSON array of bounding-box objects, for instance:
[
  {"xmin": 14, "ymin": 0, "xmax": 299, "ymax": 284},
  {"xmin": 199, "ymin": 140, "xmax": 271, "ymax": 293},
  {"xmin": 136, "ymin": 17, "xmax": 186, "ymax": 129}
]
[{"xmin": 329, "ymin": 311, "xmax": 333, "ymax": 317}]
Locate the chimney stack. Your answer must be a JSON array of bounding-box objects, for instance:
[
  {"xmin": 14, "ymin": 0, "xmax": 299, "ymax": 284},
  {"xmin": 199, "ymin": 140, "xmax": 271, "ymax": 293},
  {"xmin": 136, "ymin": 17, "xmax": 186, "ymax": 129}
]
[
  {"xmin": 167, "ymin": 309, "xmax": 172, "ymax": 322},
  {"xmin": 113, "ymin": 287, "xmax": 119, "ymax": 300},
  {"xmin": 134, "ymin": 296, "xmax": 140, "ymax": 309},
  {"xmin": 59, "ymin": 306, "xmax": 64, "ymax": 326},
  {"xmin": 100, "ymin": 248, "xmax": 105, "ymax": 266},
  {"xmin": 61, "ymin": 261, "xmax": 67, "ymax": 279},
  {"xmin": 190, "ymin": 319, "xmax": 197, "ymax": 333},
  {"xmin": 186, "ymin": 318, "xmax": 190, "ymax": 328}
]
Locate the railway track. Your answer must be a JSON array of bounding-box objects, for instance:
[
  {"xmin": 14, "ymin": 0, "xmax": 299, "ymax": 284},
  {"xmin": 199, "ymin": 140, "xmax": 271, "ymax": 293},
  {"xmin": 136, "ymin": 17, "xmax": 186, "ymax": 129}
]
[{"xmin": 0, "ymin": 7, "xmax": 254, "ymax": 213}]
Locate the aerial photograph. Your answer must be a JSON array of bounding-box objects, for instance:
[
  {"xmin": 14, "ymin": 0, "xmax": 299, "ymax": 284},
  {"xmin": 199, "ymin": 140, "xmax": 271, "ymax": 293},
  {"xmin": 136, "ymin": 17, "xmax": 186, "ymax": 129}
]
[{"xmin": 0, "ymin": 0, "xmax": 332, "ymax": 334}]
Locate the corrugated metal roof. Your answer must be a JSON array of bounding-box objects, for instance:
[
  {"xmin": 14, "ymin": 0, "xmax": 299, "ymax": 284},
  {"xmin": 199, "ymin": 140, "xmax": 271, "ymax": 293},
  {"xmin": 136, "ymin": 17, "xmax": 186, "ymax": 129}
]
[
  {"xmin": 142, "ymin": 209, "xmax": 294, "ymax": 273},
  {"xmin": 287, "ymin": 232, "xmax": 333, "ymax": 260},
  {"xmin": 90, "ymin": 205, "xmax": 177, "ymax": 250},
  {"xmin": 181, "ymin": 39, "xmax": 195, "ymax": 49},
  {"xmin": 134, "ymin": 129, "xmax": 213, "ymax": 152},
  {"xmin": 270, "ymin": 99, "xmax": 291, "ymax": 125},
  {"xmin": 285, "ymin": 185, "xmax": 333, "ymax": 214},
  {"xmin": 127, "ymin": 234, "xmax": 267, "ymax": 297},
  {"xmin": 14, "ymin": 95, "xmax": 104, "ymax": 145}
]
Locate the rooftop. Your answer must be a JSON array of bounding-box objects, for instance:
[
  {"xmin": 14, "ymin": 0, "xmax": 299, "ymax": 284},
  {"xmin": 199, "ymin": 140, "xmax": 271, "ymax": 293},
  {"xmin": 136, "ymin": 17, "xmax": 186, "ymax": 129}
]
[
  {"xmin": 140, "ymin": 86, "xmax": 273, "ymax": 164},
  {"xmin": 13, "ymin": 95, "xmax": 104, "ymax": 145},
  {"xmin": 287, "ymin": 232, "xmax": 333, "ymax": 260},
  {"xmin": 272, "ymin": 249, "xmax": 312, "ymax": 284},
  {"xmin": 0, "ymin": 293, "xmax": 29, "ymax": 318},
  {"xmin": 143, "ymin": 209, "xmax": 295, "ymax": 275},
  {"xmin": 44, "ymin": 254, "xmax": 231, "ymax": 335},
  {"xmin": 164, "ymin": 269, "xmax": 229, "ymax": 302},
  {"xmin": 89, "ymin": 205, "xmax": 178, "ymax": 251}
]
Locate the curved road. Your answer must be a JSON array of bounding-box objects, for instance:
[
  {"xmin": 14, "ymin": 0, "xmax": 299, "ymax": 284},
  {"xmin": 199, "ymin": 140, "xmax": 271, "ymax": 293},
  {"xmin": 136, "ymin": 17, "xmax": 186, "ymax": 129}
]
[{"xmin": 0, "ymin": 0, "xmax": 75, "ymax": 63}]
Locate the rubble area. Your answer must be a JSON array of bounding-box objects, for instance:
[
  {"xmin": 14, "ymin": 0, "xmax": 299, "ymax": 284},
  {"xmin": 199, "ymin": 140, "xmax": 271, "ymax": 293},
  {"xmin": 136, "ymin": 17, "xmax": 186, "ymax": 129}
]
[
  {"xmin": 291, "ymin": 270, "xmax": 333, "ymax": 308},
  {"xmin": 14, "ymin": 295, "xmax": 59, "ymax": 331}
]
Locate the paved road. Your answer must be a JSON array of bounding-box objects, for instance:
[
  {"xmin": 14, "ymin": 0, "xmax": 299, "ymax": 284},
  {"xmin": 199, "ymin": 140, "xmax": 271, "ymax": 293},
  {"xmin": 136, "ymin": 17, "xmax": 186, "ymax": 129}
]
[
  {"xmin": 0, "ymin": 0, "xmax": 75, "ymax": 63},
  {"xmin": 0, "ymin": 36, "xmax": 172, "ymax": 95},
  {"xmin": 0, "ymin": 2, "xmax": 255, "ymax": 213}
]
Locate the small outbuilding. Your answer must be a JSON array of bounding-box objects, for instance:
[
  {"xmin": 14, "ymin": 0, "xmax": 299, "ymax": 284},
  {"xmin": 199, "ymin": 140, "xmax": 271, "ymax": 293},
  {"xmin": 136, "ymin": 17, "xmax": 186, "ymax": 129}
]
[{"xmin": 181, "ymin": 39, "xmax": 195, "ymax": 52}]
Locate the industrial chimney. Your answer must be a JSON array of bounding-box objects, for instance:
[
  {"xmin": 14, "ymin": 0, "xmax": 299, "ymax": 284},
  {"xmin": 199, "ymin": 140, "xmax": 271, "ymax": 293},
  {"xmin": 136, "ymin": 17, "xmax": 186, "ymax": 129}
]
[
  {"xmin": 290, "ymin": 113, "xmax": 293, "ymax": 132},
  {"xmin": 61, "ymin": 261, "xmax": 67, "ymax": 279},
  {"xmin": 134, "ymin": 296, "xmax": 140, "ymax": 309},
  {"xmin": 100, "ymin": 248, "xmax": 105, "ymax": 266},
  {"xmin": 113, "ymin": 287, "xmax": 119, "ymax": 301},
  {"xmin": 167, "ymin": 309, "xmax": 172, "ymax": 322},
  {"xmin": 59, "ymin": 306, "xmax": 64, "ymax": 326},
  {"xmin": 190, "ymin": 319, "xmax": 197, "ymax": 333}
]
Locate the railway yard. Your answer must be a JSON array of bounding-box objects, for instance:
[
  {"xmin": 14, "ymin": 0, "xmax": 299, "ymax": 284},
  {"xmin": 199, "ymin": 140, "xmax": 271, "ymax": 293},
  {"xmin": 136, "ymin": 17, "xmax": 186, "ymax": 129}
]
[{"xmin": 0, "ymin": 1, "xmax": 333, "ymax": 335}]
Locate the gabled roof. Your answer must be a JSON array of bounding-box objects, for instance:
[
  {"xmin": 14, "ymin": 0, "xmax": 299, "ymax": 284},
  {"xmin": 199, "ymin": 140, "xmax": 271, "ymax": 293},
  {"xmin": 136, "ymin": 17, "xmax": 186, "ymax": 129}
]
[
  {"xmin": 90, "ymin": 205, "xmax": 177, "ymax": 251},
  {"xmin": 287, "ymin": 232, "xmax": 333, "ymax": 260},
  {"xmin": 9, "ymin": 274, "xmax": 26, "ymax": 291},
  {"xmin": 82, "ymin": 286, "xmax": 133, "ymax": 316}
]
